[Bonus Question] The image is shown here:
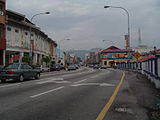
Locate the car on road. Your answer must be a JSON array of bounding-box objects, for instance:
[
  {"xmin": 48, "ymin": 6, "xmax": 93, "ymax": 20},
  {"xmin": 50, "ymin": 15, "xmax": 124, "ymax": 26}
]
[
  {"xmin": 75, "ymin": 64, "xmax": 80, "ymax": 69},
  {"xmin": 0, "ymin": 63, "xmax": 41, "ymax": 82},
  {"xmin": 67, "ymin": 64, "xmax": 77, "ymax": 71},
  {"xmin": 50, "ymin": 64, "xmax": 61, "ymax": 71},
  {"xmin": 60, "ymin": 65, "xmax": 66, "ymax": 70},
  {"xmin": 100, "ymin": 65, "xmax": 108, "ymax": 69},
  {"xmin": 93, "ymin": 64, "xmax": 101, "ymax": 69},
  {"xmin": 40, "ymin": 67, "xmax": 50, "ymax": 72}
]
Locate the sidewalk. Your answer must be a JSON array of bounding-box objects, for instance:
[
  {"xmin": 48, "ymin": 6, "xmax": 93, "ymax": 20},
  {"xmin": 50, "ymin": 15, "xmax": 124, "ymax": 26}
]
[{"xmin": 106, "ymin": 70, "xmax": 160, "ymax": 120}]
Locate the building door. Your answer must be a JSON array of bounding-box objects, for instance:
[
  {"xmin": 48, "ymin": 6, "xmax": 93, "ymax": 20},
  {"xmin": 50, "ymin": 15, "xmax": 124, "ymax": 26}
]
[
  {"xmin": 0, "ymin": 50, "xmax": 3, "ymax": 65},
  {"xmin": 104, "ymin": 61, "xmax": 107, "ymax": 65}
]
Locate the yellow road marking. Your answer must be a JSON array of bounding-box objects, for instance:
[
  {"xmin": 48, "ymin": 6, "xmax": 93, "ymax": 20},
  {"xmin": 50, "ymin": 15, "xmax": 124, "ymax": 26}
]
[{"xmin": 96, "ymin": 71, "xmax": 125, "ymax": 120}]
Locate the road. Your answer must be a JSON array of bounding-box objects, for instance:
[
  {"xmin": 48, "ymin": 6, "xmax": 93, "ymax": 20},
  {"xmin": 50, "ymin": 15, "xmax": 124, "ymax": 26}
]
[{"xmin": 0, "ymin": 67, "xmax": 123, "ymax": 120}]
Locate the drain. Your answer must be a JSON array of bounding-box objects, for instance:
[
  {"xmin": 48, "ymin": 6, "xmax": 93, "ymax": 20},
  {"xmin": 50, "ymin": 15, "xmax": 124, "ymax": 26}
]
[{"xmin": 115, "ymin": 107, "xmax": 133, "ymax": 114}]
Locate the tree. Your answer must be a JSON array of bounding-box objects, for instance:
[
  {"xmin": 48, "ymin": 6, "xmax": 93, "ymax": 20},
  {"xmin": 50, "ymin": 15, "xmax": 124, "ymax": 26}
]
[
  {"xmin": 42, "ymin": 56, "xmax": 52, "ymax": 66},
  {"xmin": 22, "ymin": 56, "xmax": 30, "ymax": 63}
]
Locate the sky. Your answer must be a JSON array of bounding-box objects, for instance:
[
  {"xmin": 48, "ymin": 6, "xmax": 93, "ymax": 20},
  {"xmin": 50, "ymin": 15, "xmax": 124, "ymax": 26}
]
[{"xmin": 7, "ymin": 0, "xmax": 160, "ymax": 50}]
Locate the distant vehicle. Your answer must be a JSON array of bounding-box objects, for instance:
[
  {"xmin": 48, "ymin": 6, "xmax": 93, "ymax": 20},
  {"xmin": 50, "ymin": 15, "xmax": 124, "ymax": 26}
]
[
  {"xmin": 93, "ymin": 64, "xmax": 101, "ymax": 69},
  {"xmin": 36, "ymin": 66, "xmax": 50, "ymax": 72},
  {"xmin": 50, "ymin": 64, "xmax": 61, "ymax": 71},
  {"xmin": 67, "ymin": 64, "xmax": 77, "ymax": 71},
  {"xmin": 41, "ymin": 67, "xmax": 50, "ymax": 72},
  {"xmin": 100, "ymin": 65, "xmax": 108, "ymax": 69},
  {"xmin": 60, "ymin": 65, "xmax": 66, "ymax": 70},
  {"xmin": 75, "ymin": 64, "xmax": 79, "ymax": 69},
  {"xmin": 0, "ymin": 63, "xmax": 41, "ymax": 82},
  {"xmin": 89, "ymin": 64, "xmax": 94, "ymax": 68}
]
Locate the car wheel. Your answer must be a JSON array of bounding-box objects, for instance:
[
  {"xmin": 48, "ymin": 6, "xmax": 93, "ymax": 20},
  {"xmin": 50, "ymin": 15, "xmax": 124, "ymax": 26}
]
[
  {"xmin": 35, "ymin": 73, "xmax": 40, "ymax": 79},
  {"xmin": 1, "ymin": 79, "xmax": 6, "ymax": 83},
  {"xmin": 19, "ymin": 75, "xmax": 24, "ymax": 82}
]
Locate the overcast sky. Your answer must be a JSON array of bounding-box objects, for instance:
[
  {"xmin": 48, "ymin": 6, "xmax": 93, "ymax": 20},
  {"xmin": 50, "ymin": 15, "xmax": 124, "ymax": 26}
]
[{"xmin": 7, "ymin": 0, "xmax": 160, "ymax": 50}]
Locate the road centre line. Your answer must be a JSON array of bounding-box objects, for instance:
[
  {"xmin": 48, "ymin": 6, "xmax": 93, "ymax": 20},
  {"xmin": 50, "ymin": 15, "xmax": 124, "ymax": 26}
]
[
  {"xmin": 74, "ymin": 79, "xmax": 88, "ymax": 84},
  {"xmin": 0, "ymin": 83, "xmax": 21, "ymax": 89},
  {"xmin": 96, "ymin": 71, "xmax": 125, "ymax": 120},
  {"xmin": 30, "ymin": 86, "xmax": 64, "ymax": 98}
]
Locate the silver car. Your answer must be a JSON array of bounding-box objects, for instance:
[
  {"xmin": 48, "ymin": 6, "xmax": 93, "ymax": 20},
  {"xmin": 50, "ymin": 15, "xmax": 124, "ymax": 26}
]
[{"xmin": 0, "ymin": 63, "xmax": 41, "ymax": 82}]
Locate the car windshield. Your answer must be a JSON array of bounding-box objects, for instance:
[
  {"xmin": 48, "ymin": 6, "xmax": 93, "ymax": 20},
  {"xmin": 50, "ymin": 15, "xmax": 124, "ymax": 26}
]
[{"xmin": 4, "ymin": 64, "xmax": 19, "ymax": 69}]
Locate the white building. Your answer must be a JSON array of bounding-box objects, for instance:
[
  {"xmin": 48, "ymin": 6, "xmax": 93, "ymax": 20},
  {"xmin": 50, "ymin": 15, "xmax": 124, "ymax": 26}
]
[
  {"xmin": 131, "ymin": 45, "xmax": 154, "ymax": 55},
  {"xmin": 5, "ymin": 10, "xmax": 57, "ymax": 65}
]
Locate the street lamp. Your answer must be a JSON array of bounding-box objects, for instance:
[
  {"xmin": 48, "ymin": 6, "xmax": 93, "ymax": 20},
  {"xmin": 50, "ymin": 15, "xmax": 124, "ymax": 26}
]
[
  {"xmin": 30, "ymin": 12, "xmax": 50, "ymax": 22},
  {"xmin": 104, "ymin": 5, "xmax": 130, "ymax": 49},
  {"xmin": 29, "ymin": 12, "xmax": 50, "ymax": 64},
  {"xmin": 58, "ymin": 38, "xmax": 70, "ymax": 64}
]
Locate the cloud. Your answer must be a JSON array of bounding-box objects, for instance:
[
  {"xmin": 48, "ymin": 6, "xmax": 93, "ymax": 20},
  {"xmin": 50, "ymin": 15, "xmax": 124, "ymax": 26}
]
[{"xmin": 7, "ymin": 0, "xmax": 160, "ymax": 50}]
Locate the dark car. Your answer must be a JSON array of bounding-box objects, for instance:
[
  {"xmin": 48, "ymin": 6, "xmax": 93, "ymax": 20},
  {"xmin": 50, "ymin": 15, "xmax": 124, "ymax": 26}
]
[
  {"xmin": 93, "ymin": 64, "xmax": 101, "ymax": 69},
  {"xmin": 0, "ymin": 63, "xmax": 41, "ymax": 82},
  {"xmin": 60, "ymin": 65, "xmax": 66, "ymax": 70},
  {"xmin": 50, "ymin": 64, "xmax": 61, "ymax": 71}
]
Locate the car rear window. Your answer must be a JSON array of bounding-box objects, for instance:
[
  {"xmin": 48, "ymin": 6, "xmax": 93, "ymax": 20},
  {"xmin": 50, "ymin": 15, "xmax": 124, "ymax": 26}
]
[{"xmin": 5, "ymin": 64, "xmax": 19, "ymax": 69}]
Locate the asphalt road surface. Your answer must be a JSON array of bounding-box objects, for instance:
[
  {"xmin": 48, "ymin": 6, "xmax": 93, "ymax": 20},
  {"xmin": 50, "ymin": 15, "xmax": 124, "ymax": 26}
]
[{"xmin": 0, "ymin": 67, "xmax": 123, "ymax": 120}]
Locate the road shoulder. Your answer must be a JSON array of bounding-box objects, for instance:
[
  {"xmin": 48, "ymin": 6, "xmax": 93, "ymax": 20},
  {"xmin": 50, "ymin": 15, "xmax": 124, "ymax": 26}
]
[{"xmin": 106, "ymin": 70, "xmax": 160, "ymax": 120}]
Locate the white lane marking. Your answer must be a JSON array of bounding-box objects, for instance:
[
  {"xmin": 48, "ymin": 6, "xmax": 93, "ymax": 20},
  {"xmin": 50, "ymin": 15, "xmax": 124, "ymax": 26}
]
[
  {"xmin": 74, "ymin": 79, "xmax": 87, "ymax": 84},
  {"xmin": 35, "ymin": 78, "xmax": 53, "ymax": 82},
  {"xmin": 91, "ymin": 75, "xmax": 99, "ymax": 79},
  {"xmin": 35, "ymin": 78, "xmax": 64, "ymax": 82},
  {"xmin": 100, "ymin": 83, "xmax": 115, "ymax": 87},
  {"xmin": 36, "ymin": 78, "xmax": 64, "ymax": 84},
  {"xmin": 62, "ymin": 70, "xmax": 94, "ymax": 78},
  {"xmin": 0, "ymin": 83, "xmax": 21, "ymax": 88},
  {"xmin": 71, "ymin": 83, "xmax": 114, "ymax": 87},
  {"xmin": 30, "ymin": 86, "xmax": 64, "ymax": 98},
  {"xmin": 53, "ymin": 81, "xmax": 71, "ymax": 84}
]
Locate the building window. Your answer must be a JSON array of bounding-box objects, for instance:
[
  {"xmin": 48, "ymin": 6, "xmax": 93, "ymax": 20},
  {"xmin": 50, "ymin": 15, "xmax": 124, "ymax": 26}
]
[
  {"xmin": 25, "ymin": 32, "xmax": 28, "ymax": 35},
  {"xmin": 15, "ymin": 29, "xmax": 19, "ymax": 33},
  {"xmin": 0, "ymin": 5, "xmax": 4, "ymax": 15},
  {"xmin": 7, "ymin": 27, "xmax": 11, "ymax": 31},
  {"xmin": 31, "ymin": 34, "xmax": 33, "ymax": 37}
]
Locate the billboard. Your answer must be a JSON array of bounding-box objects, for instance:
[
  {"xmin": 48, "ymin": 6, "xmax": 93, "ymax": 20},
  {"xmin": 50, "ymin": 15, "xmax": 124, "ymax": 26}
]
[{"xmin": 106, "ymin": 52, "xmax": 132, "ymax": 59}]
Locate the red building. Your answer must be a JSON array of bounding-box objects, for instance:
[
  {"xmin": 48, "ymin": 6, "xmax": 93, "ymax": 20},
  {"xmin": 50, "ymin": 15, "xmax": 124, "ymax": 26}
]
[
  {"xmin": 0, "ymin": 0, "xmax": 6, "ymax": 65},
  {"xmin": 101, "ymin": 46, "xmax": 133, "ymax": 67}
]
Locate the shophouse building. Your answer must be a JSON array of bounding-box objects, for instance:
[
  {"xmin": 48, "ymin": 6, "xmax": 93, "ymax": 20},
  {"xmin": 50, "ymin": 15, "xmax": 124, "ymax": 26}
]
[
  {"xmin": 101, "ymin": 46, "xmax": 133, "ymax": 67},
  {"xmin": 0, "ymin": 0, "xmax": 6, "ymax": 65},
  {"xmin": 5, "ymin": 10, "xmax": 57, "ymax": 65}
]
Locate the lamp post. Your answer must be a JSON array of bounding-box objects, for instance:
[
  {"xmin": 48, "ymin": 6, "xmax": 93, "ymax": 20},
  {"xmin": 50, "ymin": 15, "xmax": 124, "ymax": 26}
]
[
  {"xmin": 104, "ymin": 6, "xmax": 130, "ymax": 49},
  {"xmin": 58, "ymin": 38, "xmax": 70, "ymax": 64},
  {"xmin": 29, "ymin": 12, "xmax": 50, "ymax": 64}
]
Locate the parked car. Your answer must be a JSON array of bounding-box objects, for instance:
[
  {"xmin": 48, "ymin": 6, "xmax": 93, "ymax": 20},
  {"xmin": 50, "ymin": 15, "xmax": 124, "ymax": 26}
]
[
  {"xmin": 35, "ymin": 66, "xmax": 50, "ymax": 73},
  {"xmin": 75, "ymin": 64, "xmax": 79, "ymax": 69},
  {"xmin": 100, "ymin": 65, "xmax": 108, "ymax": 69},
  {"xmin": 60, "ymin": 65, "xmax": 66, "ymax": 70},
  {"xmin": 41, "ymin": 67, "xmax": 50, "ymax": 72},
  {"xmin": 50, "ymin": 64, "xmax": 61, "ymax": 71},
  {"xmin": 67, "ymin": 64, "xmax": 77, "ymax": 71},
  {"xmin": 93, "ymin": 64, "xmax": 101, "ymax": 69},
  {"xmin": 0, "ymin": 63, "xmax": 41, "ymax": 82}
]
